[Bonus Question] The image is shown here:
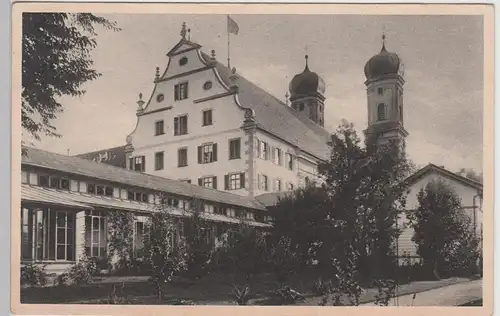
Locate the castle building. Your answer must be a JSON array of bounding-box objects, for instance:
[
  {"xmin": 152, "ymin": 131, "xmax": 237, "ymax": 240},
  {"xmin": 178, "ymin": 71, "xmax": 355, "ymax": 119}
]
[{"xmin": 22, "ymin": 23, "xmax": 481, "ymax": 271}]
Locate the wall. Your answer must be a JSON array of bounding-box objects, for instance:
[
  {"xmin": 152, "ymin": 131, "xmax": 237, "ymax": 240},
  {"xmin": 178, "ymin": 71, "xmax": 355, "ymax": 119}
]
[
  {"xmin": 366, "ymin": 77, "xmax": 402, "ymax": 125},
  {"xmin": 397, "ymin": 170, "xmax": 483, "ymax": 257}
]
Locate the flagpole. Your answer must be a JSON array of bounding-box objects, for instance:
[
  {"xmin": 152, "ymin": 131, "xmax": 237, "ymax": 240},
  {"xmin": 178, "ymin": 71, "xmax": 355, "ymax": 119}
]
[{"xmin": 227, "ymin": 15, "xmax": 231, "ymax": 69}]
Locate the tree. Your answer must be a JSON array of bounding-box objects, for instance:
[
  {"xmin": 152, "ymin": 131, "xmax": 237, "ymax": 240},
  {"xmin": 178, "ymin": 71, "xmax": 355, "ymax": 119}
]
[
  {"xmin": 407, "ymin": 179, "xmax": 480, "ymax": 280},
  {"xmin": 22, "ymin": 13, "xmax": 120, "ymax": 142},
  {"xmin": 456, "ymin": 168, "xmax": 483, "ymax": 184},
  {"xmin": 144, "ymin": 194, "xmax": 187, "ymax": 300}
]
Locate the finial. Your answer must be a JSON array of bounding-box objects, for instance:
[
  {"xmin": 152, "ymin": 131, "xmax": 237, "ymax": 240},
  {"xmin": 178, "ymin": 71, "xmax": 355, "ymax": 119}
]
[
  {"xmin": 180, "ymin": 22, "xmax": 187, "ymax": 39},
  {"xmin": 188, "ymin": 28, "xmax": 191, "ymax": 41},
  {"xmin": 285, "ymin": 91, "xmax": 289, "ymax": 106},
  {"xmin": 137, "ymin": 93, "xmax": 145, "ymax": 110},
  {"xmin": 211, "ymin": 49, "xmax": 216, "ymax": 59},
  {"xmin": 155, "ymin": 67, "xmax": 160, "ymax": 79},
  {"xmin": 381, "ymin": 33, "xmax": 387, "ymax": 52},
  {"xmin": 304, "ymin": 54, "xmax": 309, "ymax": 70},
  {"xmin": 231, "ymin": 67, "xmax": 237, "ymax": 74}
]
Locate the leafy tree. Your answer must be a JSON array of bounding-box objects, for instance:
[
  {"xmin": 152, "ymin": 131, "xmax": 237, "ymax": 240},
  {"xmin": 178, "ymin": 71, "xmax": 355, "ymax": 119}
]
[
  {"xmin": 144, "ymin": 194, "xmax": 187, "ymax": 300},
  {"xmin": 22, "ymin": 13, "xmax": 120, "ymax": 142},
  {"xmin": 106, "ymin": 211, "xmax": 135, "ymax": 274},
  {"xmin": 407, "ymin": 179, "xmax": 480, "ymax": 279},
  {"xmin": 456, "ymin": 168, "xmax": 483, "ymax": 184}
]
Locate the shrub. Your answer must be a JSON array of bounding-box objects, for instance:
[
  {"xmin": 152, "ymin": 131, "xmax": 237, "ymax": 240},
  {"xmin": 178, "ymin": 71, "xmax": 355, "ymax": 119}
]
[
  {"xmin": 171, "ymin": 299, "xmax": 195, "ymax": 305},
  {"xmin": 104, "ymin": 282, "xmax": 133, "ymax": 304},
  {"xmin": 66, "ymin": 254, "xmax": 98, "ymax": 285},
  {"xmin": 274, "ymin": 285, "xmax": 305, "ymax": 305},
  {"xmin": 20, "ymin": 264, "xmax": 47, "ymax": 287},
  {"xmin": 232, "ymin": 284, "xmax": 251, "ymax": 305},
  {"xmin": 312, "ymin": 277, "xmax": 333, "ymax": 296},
  {"xmin": 373, "ymin": 279, "xmax": 396, "ymax": 306}
]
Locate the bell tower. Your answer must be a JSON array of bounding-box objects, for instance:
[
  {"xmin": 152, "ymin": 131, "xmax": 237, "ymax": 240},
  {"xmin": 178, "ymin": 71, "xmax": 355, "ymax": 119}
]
[
  {"xmin": 288, "ymin": 55, "xmax": 326, "ymax": 127},
  {"xmin": 363, "ymin": 34, "xmax": 408, "ymax": 151}
]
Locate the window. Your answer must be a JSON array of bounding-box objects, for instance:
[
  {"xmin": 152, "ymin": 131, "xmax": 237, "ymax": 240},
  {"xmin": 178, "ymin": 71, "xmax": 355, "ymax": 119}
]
[
  {"xmin": 39, "ymin": 175, "xmax": 49, "ymax": 187},
  {"xmin": 225, "ymin": 172, "xmax": 245, "ymax": 190},
  {"xmin": 174, "ymin": 82, "xmax": 189, "ymax": 101},
  {"xmin": 199, "ymin": 176, "xmax": 217, "ymax": 189},
  {"xmin": 50, "ymin": 177, "xmax": 60, "ymax": 188},
  {"xmin": 258, "ymin": 174, "xmax": 268, "ymax": 191},
  {"xmin": 88, "ymin": 183, "xmax": 96, "ymax": 194},
  {"xmin": 174, "ymin": 115, "xmax": 188, "ymax": 135},
  {"xmin": 304, "ymin": 177, "xmax": 311, "ymax": 187},
  {"xmin": 105, "ymin": 187, "xmax": 113, "ymax": 197},
  {"xmin": 61, "ymin": 179, "xmax": 70, "ymax": 190},
  {"xmin": 198, "ymin": 143, "xmax": 217, "ymax": 164},
  {"xmin": 273, "ymin": 147, "xmax": 282, "ymax": 165},
  {"xmin": 202, "ymin": 110, "xmax": 213, "ymax": 126},
  {"xmin": 258, "ymin": 140, "xmax": 269, "ymax": 160},
  {"xmin": 85, "ymin": 210, "xmax": 106, "ymax": 258},
  {"xmin": 155, "ymin": 151, "xmax": 164, "ymax": 170},
  {"xmin": 275, "ymin": 178, "xmax": 282, "ymax": 192},
  {"xmin": 226, "ymin": 209, "xmax": 236, "ymax": 217},
  {"xmin": 22, "ymin": 171, "xmax": 29, "ymax": 184},
  {"xmin": 156, "ymin": 94, "xmax": 165, "ymax": 103},
  {"xmin": 178, "ymin": 148, "xmax": 188, "ymax": 167},
  {"xmin": 129, "ymin": 156, "xmax": 146, "ymax": 172},
  {"xmin": 377, "ymin": 103, "xmax": 386, "ymax": 121},
  {"xmin": 286, "ymin": 153, "xmax": 294, "ymax": 170},
  {"xmin": 287, "ymin": 182, "xmax": 294, "ymax": 191},
  {"xmin": 229, "ymin": 138, "xmax": 241, "ymax": 159},
  {"xmin": 245, "ymin": 211, "xmax": 254, "ymax": 221},
  {"xmin": 378, "ymin": 87, "xmax": 383, "ymax": 95},
  {"xmin": 155, "ymin": 120, "xmax": 165, "ymax": 136},
  {"xmin": 179, "ymin": 57, "xmax": 188, "ymax": 66},
  {"xmin": 96, "ymin": 185, "xmax": 105, "ymax": 195},
  {"xmin": 203, "ymin": 81, "xmax": 213, "ymax": 90}
]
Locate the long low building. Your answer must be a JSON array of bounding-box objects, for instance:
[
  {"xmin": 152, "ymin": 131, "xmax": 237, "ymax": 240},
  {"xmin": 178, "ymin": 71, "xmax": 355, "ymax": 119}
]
[{"xmin": 20, "ymin": 146, "xmax": 272, "ymax": 273}]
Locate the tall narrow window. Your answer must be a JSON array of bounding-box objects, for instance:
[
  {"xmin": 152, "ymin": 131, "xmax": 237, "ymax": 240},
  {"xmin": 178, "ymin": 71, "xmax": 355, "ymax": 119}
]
[
  {"xmin": 155, "ymin": 120, "xmax": 165, "ymax": 136},
  {"xmin": 273, "ymin": 147, "xmax": 282, "ymax": 165},
  {"xmin": 132, "ymin": 156, "xmax": 146, "ymax": 172},
  {"xmin": 174, "ymin": 82, "xmax": 189, "ymax": 101},
  {"xmin": 174, "ymin": 115, "xmax": 188, "ymax": 135},
  {"xmin": 287, "ymin": 182, "xmax": 294, "ymax": 191},
  {"xmin": 377, "ymin": 103, "xmax": 386, "ymax": 121},
  {"xmin": 286, "ymin": 153, "xmax": 294, "ymax": 170},
  {"xmin": 85, "ymin": 210, "xmax": 106, "ymax": 258},
  {"xmin": 155, "ymin": 151, "xmax": 164, "ymax": 170},
  {"xmin": 275, "ymin": 178, "xmax": 282, "ymax": 192},
  {"xmin": 56, "ymin": 211, "xmax": 75, "ymax": 261},
  {"xmin": 202, "ymin": 110, "xmax": 213, "ymax": 126},
  {"xmin": 178, "ymin": 148, "xmax": 188, "ymax": 167},
  {"xmin": 258, "ymin": 174, "xmax": 268, "ymax": 191},
  {"xmin": 229, "ymin": 138, "xmax": 241, "ymax": 160},
  {"xmin": 378, "ymin": 87, "xmax": 384, "ymax": 95},
  {"xmin": 259, "ymin": 141, "xmax": 269, "ymax": 160}
]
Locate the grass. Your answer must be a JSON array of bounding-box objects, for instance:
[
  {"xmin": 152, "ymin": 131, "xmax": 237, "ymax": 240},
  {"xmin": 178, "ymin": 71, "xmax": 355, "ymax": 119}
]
[{"xmin": 20, "ymin": 272, "xmax": 475, "ymax": 305}]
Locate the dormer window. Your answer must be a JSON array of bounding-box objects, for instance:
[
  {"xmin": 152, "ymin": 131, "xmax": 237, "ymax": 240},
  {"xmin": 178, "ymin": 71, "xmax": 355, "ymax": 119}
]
[
  {"xmin": 377, "ymin": 103, "xmax": 386, "ymax": 121},
  {"xmin": 179, "ymin": 57, "xmax": 188, "ymax": 66}
]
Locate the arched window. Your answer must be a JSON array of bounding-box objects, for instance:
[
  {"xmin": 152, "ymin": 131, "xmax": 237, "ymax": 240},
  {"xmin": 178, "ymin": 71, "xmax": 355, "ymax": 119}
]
[{"xmin": 377, "ymin": 103, "xmax": 386, "ymax": 121}]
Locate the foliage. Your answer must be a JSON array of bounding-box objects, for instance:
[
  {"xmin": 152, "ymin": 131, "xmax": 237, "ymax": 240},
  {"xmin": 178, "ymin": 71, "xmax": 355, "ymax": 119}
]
[
  {"xmin": 312, "ymin": 277, "xmax": 333, "ymax": 296},
  {"xmin": 104, "ymin": 282, "xmax": 133, "ymax": 304},
  {"xmin": 22, "ymin": 13, "xmax": 120, "ymax": 142},
  {"xmin": 144, "ymin": 199, "xmax": 188, "ymax": 300},
  {"xmin": 183, "ymin": 204, "xmax": 214, "ymax": 280},
  {"xmin": 267, "ymin": 235, "xmax": 301, "ymax": 282},
  {"xmin": 171, "ymin": 298, "xmax": 195, "ymax": 305},
  {"xmin": 272, "ymin": 120, "xmax": 413, "ymax": 285},
  {"xmin": 66, "ymin": 253, "xmax": 98, "ymax": 285},
  {"xmin": 457, "ymin": 168, "xmax": 483, "ymax": 184},
  {"xmin": 20, "ymin": 264, "xmax": 47, "ymax": 287},
  {"xmin": 232, "ymin": 284, "xmax": 252, "ymax": 305},
  {"xmin": 407, "ymin": 179, "xmax": 481, "ymax": 279},
  {"xmin": 107, "ymin": 210, "xmax": 136, "ymax": 274},
  {"xmin": 373, "ymin": 279, "xmax": 396, "ymax": 306},
  {"xmin": 273, "ymin": 285, "xmax": 305, "ymax": 305}
]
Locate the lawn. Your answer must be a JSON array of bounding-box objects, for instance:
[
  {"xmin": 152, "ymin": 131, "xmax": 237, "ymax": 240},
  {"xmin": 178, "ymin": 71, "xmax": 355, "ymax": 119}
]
[{"xmin": 20, "ymin": 271, "xmax": 475, "ymax": 305}]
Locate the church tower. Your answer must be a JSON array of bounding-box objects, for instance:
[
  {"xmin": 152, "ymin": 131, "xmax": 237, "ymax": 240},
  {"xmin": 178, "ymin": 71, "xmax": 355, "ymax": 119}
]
[
  {"xmin": 363, "ymin": 35, "xmax": 408, "ymax": 151},
  {"xmin": 288, "ymin": 55, "xmax": 326, "ymax": 127}
]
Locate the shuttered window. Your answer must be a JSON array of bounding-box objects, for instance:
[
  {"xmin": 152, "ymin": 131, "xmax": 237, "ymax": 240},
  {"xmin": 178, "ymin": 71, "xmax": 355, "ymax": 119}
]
[
  {"xmin": 224, "ymin": 172, "xmax": 245, "ymax": 190},
  {"xmin": 198, "ymin": 143, "xmax": 217, "ymax": 164}
]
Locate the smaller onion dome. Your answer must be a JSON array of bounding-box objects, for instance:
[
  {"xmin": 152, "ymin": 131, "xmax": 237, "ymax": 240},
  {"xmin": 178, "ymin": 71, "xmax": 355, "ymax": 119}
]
[
  {"xmin": 364, "ymin": 34, "xmax": 401, "ymax": 80},
  {"xmin": 289, "ymin": 55, "xmax": 326, "ymax": 98}
]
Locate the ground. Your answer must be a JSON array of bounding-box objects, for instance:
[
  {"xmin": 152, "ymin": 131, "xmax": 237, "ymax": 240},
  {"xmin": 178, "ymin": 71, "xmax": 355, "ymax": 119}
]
[{"xmin": 20, "ymin": 272, "xmax": 479, "ymax": 305}]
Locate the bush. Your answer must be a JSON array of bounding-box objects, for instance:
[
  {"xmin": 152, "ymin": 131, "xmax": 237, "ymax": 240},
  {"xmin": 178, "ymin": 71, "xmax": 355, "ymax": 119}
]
[
  {"xmin": 273, "ymin": 285, "xmax": 305, "ymax": 305},
  {"xmin": 312, "ymin": 277, "xmax": 333, "ymax": 296},
  {"xmin": 20, "ymin": 264, "xmax": 47, "ymax": 287},
  {"xmin": 104, "ymin": 282, "xmax": 134, "ymax": 304},
  {"xmin": 171, "ymin": 299, "xmax": 195, "ymax": 305},
  {"xmin": 373, "ymin": 279, "xmax": 396, "ymax": 306},
  {"xmin": 66, "ymin": 254, "xmax": 98, "ymax": 285},
  {"xmin": 232, "ymin": 284, "xmax": 251, "ymax": 305}
]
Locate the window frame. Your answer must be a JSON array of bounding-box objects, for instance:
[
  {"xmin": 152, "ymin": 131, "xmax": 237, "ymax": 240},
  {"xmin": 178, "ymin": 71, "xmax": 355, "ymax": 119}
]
[
  {"xmin": 177, "ymin": 147, "xmax": 188, "ymax": 167},
  {"xmin": 155, "ymin": 120, "xmax": 165, "ymax": 136},
  {"xmin": 202, "ymin": 109, "xmax": 213, "ymax": 126},
  {"xmin": 155, "ymin": 151, "xmax": 165, "ymax": 171},
  {"xmin": 229, "ymin": 138, "xmax": 241, "ymax": 160},
  {"xmin": 174, "ymin": 82, "xmax": 189, "ymax": 101},
  {"xmin": 174, "ymin": 114, "xmax": 188, "ymax": 136}
]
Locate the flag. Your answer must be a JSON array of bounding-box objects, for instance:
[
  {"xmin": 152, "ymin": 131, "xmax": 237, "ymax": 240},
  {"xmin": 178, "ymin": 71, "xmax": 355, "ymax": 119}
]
[{"xmin": 227, "ymin": 15, "xmax": 239, "ymax": 35}]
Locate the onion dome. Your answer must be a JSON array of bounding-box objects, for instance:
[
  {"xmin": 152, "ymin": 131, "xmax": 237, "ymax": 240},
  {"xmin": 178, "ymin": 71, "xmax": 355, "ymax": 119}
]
[
  {"xmin": 289, "ymin": 55, "xmax": 326, "ymax": 98},
  {"xmin": 364, "ymin": 34, "xmax": 401, "ymax": 80}
]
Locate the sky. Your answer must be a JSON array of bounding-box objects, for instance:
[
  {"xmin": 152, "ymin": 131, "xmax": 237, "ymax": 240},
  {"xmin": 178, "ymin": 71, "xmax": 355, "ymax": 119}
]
[{"xmin": 23, "ymin": 14, "xmax": 484, "ymax": 173}]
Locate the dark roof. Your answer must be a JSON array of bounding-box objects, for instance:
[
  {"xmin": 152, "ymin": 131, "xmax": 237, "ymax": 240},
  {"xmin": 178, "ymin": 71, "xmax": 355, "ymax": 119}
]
[
  {"xmin": 404, "ymin": 163, "xmax": 483, "ymax": 193},
  {"xmin": 75, "ymin": 145, "xmax": 127, "ymax": 168},
  {"xmin": 22, "ymin": 147, "xmax": 266, "ymax": 211},
  {"xmin": 205, "ymin": 54, "xmax": 331, "ymax": 161}
]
